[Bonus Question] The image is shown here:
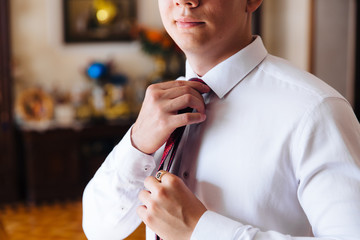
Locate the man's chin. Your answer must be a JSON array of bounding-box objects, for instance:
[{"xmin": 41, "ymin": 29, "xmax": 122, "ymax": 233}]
[{"xmin": 174, "ymin": 37, "xmax": 208, "ymax": 53}]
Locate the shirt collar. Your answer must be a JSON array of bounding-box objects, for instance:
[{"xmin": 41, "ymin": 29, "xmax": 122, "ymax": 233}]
[{"xmin": 185, "ymin": 36, "xmax": 268, "ymax": 99}]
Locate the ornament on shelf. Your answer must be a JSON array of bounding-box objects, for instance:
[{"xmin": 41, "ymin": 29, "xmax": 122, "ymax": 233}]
[
  {"xmin": 85, "ymin": 61, "xmax": 130, "ymax": 122},
  {"xmin": 15, "ymin": 88, "xmax": 54, "ymax": 129},
  {"xmin": 52, "ymin": 89, "xmax": 76, "ymax": 127}
]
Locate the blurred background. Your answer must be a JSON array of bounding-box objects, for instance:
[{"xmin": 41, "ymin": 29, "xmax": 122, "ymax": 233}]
[{"xmin": 0, "ymin": 0, "xmax": 359, "ymax": 239}]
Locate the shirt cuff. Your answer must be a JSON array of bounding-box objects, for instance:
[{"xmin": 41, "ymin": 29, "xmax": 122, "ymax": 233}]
[
  {"xmin": 107, "ymin": 126, "xmax": 156, "ymax": 184},
  {"xmin": 191, "ymin": 211, "xmax": 245, "ymax": 240}
]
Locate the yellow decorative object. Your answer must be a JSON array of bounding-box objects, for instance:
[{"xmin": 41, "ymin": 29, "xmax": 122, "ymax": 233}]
[
  {"xmin": 103, "ymin": 83, "xmax": 130, "ymax": 120},
  {"xmin": 104, "ymin": 102, "xmax": 130, "ymax": 120},
  {"xmin": 15, "ymin": 88, "xmax": 54, "ymax": 123},
  {"xmin": 76, "ymin": 104, "xmax": 93, "ymax": 121}
]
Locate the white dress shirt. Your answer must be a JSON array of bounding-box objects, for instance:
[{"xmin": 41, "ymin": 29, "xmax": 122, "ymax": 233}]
[{"xmin": 82, "ymin": 36, "xmax": 360, "ymax": 240}]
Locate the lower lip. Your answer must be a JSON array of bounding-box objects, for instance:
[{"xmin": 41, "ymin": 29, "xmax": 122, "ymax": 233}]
[{"xmin": 176, "ymin": 21, "xmax": 205, "ymax": 28}]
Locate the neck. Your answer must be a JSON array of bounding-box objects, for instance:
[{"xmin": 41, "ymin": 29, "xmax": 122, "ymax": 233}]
[{"xmin": 185, "ymin": 34, "xmax": 253, "ymax": 77}]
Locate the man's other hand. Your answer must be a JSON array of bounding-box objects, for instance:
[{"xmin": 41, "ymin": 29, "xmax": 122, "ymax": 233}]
[{"xmin": 137, "ymin": 172, "xmax": 207, "ymax": 240}]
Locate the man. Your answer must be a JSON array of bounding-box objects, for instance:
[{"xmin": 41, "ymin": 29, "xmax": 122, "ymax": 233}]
[{"xmin": 82, "ymin": 0, "xmax": 360, "ymax": 239}]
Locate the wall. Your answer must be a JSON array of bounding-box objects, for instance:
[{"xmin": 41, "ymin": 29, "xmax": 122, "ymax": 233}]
[
  {"xmin": 11, "ymin": 0, "xmax": 163, "ymax": 94},
  {"xmin": 262, "ymin": 0, "xmax": 312, "ymax": 71},
  {"xmin": 312, "ymin": 0, "xmax": 356, "ymax": 104},
  {"xmin": 262, "ymin": 0, "xmax": 356, "ymax": 104}
]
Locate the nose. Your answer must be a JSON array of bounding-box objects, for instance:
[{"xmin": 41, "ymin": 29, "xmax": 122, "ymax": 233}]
[{"xmin": 174, "ymin": 0, "xmax": 199, "ymax": 8}]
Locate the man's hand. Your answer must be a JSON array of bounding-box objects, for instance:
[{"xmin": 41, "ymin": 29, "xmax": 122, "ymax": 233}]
[
  {"xmin": 131, "ymin": 80, "xmax": 210, "ymax": 154},
  {"xmin": 137, "ymin": 172, "xmax": 207, "ymax": 240}
]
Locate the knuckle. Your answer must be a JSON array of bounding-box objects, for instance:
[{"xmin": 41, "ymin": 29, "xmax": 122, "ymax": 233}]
[
  {"xmin": 161, "ymin": 173, "xmax": 181, "ymax": 187},
  {"xmin": 147, "ymin": 201, "xmax": 159, "ymax": 213},
  {"xmin": 143, "ymin": 176, "xmax": 153, "ymax": 187},
  {"xmin": 183, "ymin": 94, "xmax": 193, "ymax": 104},
  {"xmin": 156, "ymin": 186, "xmax": 168, "ymax": 198},
  {"xmin": 167, "ymin": 174, "xmax": 181, "ymax": 187},
  {"xmin": 142, "ymin": 212, "xmax": 153, "ymax": 225},
  {"xmin": 175, "ymin": 80, "xmax": 186, "ymax": 87},
  {"xmin": 145, "ymin": 84, "xmax": 155, "ymax": 95},
  {"xmin": 151, "ymin": 92, "xmax": 162, "ymax": 102},
  {"xmin": 180, "ymin": 113, "xmax": 192, "ymax": 124},
  {"xmin": 146, "ymin": 85, "xmax": 161, "ymax": 101},
  {"xmin": 144, "ymin": 176, "xmax": 152, "ymax": 183},
  {"xmin": 182, "ymin": 85, "xmax": 192, "ymax": 94},
  {"xmin": 136, "ymin": 206, "xmax": 146, "ymax": 219}
]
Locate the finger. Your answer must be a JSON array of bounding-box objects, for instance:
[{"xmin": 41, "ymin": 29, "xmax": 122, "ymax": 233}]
[
  {"xmin": 158, "ymin": 171, "xmax": 185, "ymax": 188},
  {"xmin": 136, "ymin": 205, "xmax": 148, "ymax": 221},
  {"xmin": 155, "ymin": 170, "xmax": 168, "ymax": 182},
  {"xmin": 137, "ymin": 205, "xmax": 156, "ymax": 231},
  {"xmin": 156, "ymin": 80, "xmax": 210, "ymax": 94},
  {"xmin": 138, "ymin": 189, "xmax": 151, "ymax": 205},
  {"xmin": 168, "ymin": 112, "xmax": 207, "ymax": 129},
  {"xmin": 157, "ymin": 170, "xmax": 176, "ymax": 186},
  {"xmin": 144, "ymin": 176, "xmax": 161, "ymax": 192},
  {"xmin": 162, "ymin": 85, "xmax": 204, "ymax": 102},
  {"xmin": 164, "ymin": 94, "xmax": 206, "ymax": 114}
]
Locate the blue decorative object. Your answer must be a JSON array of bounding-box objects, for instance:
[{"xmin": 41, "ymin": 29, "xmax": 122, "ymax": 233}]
[{"xmin": 87, "ymin": 62, "xmax": 108, "ymax": 79}]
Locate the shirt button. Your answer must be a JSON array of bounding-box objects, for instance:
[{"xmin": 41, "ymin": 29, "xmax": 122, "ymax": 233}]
[{"xmin": 183, "ymin": 171, "xmax": 189, "ymax": 179}]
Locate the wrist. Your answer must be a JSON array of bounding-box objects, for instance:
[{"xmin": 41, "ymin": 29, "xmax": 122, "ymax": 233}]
[{"xmin": 130, "ymin": 126, "xmax": 149, "ymax": 154}]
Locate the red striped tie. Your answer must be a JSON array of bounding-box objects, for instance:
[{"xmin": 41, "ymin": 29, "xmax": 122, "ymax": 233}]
[{"xmin": 156, "ymin": 78, "xmax": 206, "ymax": 240}]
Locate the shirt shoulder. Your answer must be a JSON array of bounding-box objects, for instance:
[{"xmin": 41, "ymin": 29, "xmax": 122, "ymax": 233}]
[{"xmin": 257, "ymin": 54, "xmax": 345, "ymax": 102}]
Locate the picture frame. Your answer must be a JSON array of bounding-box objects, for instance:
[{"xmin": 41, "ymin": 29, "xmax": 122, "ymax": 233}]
[{"xmin": 63, "ymin": 0, "xmax": 137, "ymax": 43}]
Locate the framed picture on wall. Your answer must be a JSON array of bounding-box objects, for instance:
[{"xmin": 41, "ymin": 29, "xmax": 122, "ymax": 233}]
[{"xmin": 63, "ymin": 0, "xmax": 137, "ymax": 43}]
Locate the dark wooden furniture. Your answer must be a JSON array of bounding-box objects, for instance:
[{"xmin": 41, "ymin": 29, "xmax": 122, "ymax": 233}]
[
  {"xmin": 0, "ymin": 0, "xmax": 19, "ymax": 203},
  {"xmin": 18, "ymin": 122, "xmax": 132, "ymax": 203}
]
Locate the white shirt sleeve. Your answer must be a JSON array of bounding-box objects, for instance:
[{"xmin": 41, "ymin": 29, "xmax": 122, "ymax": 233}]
[
  {"xmin": 191, "ymin": 98, "xmax": 360, "ymax": 240},
  {"xmin": 82, "ymin": 127, "xmax": 156, "ymax": 240}
]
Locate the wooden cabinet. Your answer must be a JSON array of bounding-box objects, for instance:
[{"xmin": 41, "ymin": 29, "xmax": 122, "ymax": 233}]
[
  {"xmin": 0, "ymin": 0, "xmax": 19, "ymax": 203},
  {"xmin": 18, "ymin": 123, "xmax": 132, "ymax": 203},
  {"xmin": 0, "ymin": 0, "xmax": 134, "ymax": 203}
]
